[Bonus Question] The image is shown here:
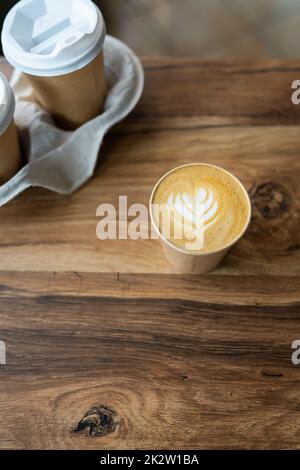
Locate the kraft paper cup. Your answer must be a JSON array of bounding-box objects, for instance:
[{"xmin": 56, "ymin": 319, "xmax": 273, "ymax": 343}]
[
  {"xmin": 149, "ymin": 164, "xmax": 252, "ymax": 274},
  {"xmin": 0, "ymin": 74, "xmax": 21, "ymax": 185},
  {"xmin": 2, "ymin": 0, "xmax": 107, "ymax": 130}
]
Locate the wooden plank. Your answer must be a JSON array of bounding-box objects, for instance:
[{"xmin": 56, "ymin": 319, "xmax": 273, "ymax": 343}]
[
  {"xmin": 0, "ymin": 276, "xmax": 299, "ymax": 450},
  {"xmin": 0, "ymin": 271, "xmax": 299, "ymax": 305},
  {"xmin": 0, "ymin": 125, "xmax": 299, "ymax": 274},
  {"xmin": 137, "ymin": 59, "xmax": 300, "ymax": 124},
  {"xmin": 0, "ymin": 59, "xmax": 300, "ymax": 450}
]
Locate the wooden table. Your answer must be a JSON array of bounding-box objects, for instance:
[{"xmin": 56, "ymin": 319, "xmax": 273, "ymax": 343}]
[{"xmin": 0, "ymin": 59, "xmax": 300, "ymax": 450}]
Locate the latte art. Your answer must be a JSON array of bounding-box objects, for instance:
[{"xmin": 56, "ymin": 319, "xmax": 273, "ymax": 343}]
[
  {"xmin": 166, "ymin": 186, "xmax": 221, "ymax": 250},
  {"xmin": 152, "ymin": 164, "xmax": 250, "ymax": 253},
  {"xmin": 167, "ymin": 186, "xmax": 219, "ymax": 230}
]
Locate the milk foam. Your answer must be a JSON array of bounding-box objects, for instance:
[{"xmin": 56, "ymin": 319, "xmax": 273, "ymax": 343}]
[{"xmin": 152, "ymin": 165, "xmax": 250, "ymax": 253}]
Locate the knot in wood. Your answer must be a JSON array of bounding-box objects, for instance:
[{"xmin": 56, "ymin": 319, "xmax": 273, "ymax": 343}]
[
  {"xmin": 74, "ymin": 406, "xmax": 118, "ymax": 437},
  {"xmin": 250, "ymin": 182, "xmax": 289, "ymax": 219}
]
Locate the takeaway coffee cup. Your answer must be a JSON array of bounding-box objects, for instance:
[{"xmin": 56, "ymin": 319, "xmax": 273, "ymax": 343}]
[
  {"xmin": 0, "ymin": 74, "xmax": 21, "ymax": 185},
  {"xmin": 2, "ymin": 0, "xmax": 107, "ymax": 130},
  {"xmin": 150, "ymin": 163, "xmax": 251, "ymax": 274}
]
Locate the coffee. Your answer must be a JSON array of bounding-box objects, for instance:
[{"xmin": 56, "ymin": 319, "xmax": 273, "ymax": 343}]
[
  {"xmin": 152, "ymin": 164, "xmax": 250, "ymax": 253},
  {"xmin": 2, "ymin": 0, "xmax": 107, "ymax": 130},
  {"xmin": 0, "ymin": 74, "xmax": 21, "ymax": 185},
  {"xmin": 150, "ymin": 164, "xmax": 251, "ymax": 274}
]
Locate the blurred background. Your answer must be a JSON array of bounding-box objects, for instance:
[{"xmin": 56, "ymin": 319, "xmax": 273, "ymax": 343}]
[{"xmin": 0, "ymin": 0, "xmax": 299, "ymax": 58}]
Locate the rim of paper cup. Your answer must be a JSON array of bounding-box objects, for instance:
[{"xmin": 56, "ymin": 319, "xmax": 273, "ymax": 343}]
[
  {"xmin": 0, "ymin": 73, "xmax": 15, "ymax": 135},
  {"xmin": 149, "ymin": 163, "xmax": 252, "ymax": 257},
  {"xmin": 2, "ymin": 0, "xmax": 106, "ymax": 77}
]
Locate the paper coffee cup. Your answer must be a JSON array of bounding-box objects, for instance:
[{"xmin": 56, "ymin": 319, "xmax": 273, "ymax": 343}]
[
  {"xmin": 2, "ymin": 0, "xmax": 107, "ymax": 130},
  {"xmin": 149, "ymin": 163, "xmax": 252, "ymax": 274},
  {"xmin": 0, "ymin": 74, "xmax": 21, "ymax": 185}
]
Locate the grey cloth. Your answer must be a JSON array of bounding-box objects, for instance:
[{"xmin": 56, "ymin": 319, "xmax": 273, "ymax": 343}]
[{"xmin": 0, "ymin": 36, "xmax": 144, "ymax": 206}]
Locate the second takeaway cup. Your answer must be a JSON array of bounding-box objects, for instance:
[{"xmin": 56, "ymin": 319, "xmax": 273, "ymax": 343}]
[
  {"xmin": 2, "ymin": 0, "xmax": 107, "ymax": 130},
  {"xmin": 0, "ymin": 73, "xmax": 21, "ymax": 185}
]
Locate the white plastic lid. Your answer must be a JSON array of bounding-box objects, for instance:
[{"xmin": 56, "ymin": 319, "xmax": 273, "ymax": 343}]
[
  {"xmin": 2, "ymin": 0, "xmax": 106, "ymax": 77},
  {"xmin": 0, "ymin": 74, "xmax": 15, "ymax": 135}
]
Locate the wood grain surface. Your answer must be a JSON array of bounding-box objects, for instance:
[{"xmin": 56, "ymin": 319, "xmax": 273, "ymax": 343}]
[{"xmin": 0, "ymin": 59, "xmax": 300, "ymax": 450}]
